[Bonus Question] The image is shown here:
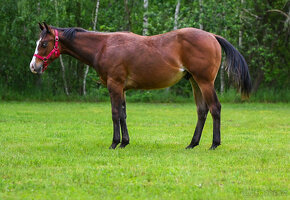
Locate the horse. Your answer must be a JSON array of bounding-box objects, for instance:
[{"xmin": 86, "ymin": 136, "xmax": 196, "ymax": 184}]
[{"xmin": 30, "ymin": 22, "xmax": 251, "ymax": 150}]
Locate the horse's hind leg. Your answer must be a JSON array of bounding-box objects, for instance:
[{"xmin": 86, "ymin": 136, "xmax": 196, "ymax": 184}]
[
  {"xmin": 186, "ymin": 77, "xmax": 209, "ymax": 149},
  {"xmin": 198, "ymin": 82, "xmax": 221, "ymax": 150}
]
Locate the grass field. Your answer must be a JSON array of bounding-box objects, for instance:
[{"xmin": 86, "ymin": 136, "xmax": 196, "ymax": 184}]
[{"xmin": 0, "ymin": 101, "xmax": 289, "ymax": 199}]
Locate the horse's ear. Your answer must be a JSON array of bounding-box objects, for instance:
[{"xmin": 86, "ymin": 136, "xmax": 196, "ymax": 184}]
[
  {"xmin": 38, "ymin": 22, "xmax": 44, "ymax": 31},
  {"xmin": 43, "ymin": 22, "xmax": 52, "ymax": 34}
]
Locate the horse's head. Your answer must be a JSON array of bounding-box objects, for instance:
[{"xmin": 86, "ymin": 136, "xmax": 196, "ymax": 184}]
[{"xmin": 30, "ymin": 22, "xmax": 60, "ymax": 74}]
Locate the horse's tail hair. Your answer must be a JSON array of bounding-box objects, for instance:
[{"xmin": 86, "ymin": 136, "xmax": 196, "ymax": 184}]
[{"xmin": 215, "ymin": 35, "xmax": 252, "ymax": 98}]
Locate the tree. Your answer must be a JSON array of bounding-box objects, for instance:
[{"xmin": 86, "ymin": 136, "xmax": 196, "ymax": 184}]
[
  {"xmin": 83, "ymin": 0, "xmax": 100, "ymax": 96},
  {"xmin": 174, "ymin": 0, "xmax": 180, "ymax": 30},
  {"xmin": 124, "ymin": 0, "xmax": 131, "ymax": 31},
  {"xmin": 239, "ymin": 0, "xmax": 244, "ymax": 48},
  {"xmin": 143, "ymin": 0, "xmax": 149, "ymax": 35},
  {"xmin": 199, "ymin": 0, "xmax": 203, "ymax": 30},
  {"xmin": 55, "ymin": 0, "xmax": 69, "ymax": 95},
  {"xmin": 0, "ymin": 0, "xmax": 289, "ymax": 100}
]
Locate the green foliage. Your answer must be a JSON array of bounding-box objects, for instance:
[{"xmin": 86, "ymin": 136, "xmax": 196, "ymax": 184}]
[
  {"xmin": 0, "ymin": 0, "xmax": 289, "ymax": 101},
  {"xmin": 0, "ymin": 102, "xmax": 289, "ymax": 199}
]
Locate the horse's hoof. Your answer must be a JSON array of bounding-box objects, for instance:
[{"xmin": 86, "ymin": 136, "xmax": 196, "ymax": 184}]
[
  {"xmin": 209, "ymin": 143, "xmax": 220, "ymax": 150},
  {"xmin": 119, "ymin": 142, "xmax": 129, "ymax": 149},
  {"xmin": 109, "ymin": 143, "xmax": 119, "ymax": 149},
  {"xmin": 185, "ymin": 144, "xmax": 198, "ymax": 149}
]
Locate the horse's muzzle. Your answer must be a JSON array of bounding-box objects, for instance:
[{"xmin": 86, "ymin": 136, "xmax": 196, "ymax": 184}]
[{"xmin": 30, "ymin": 63, "xmax": 42, "ymax": 74}]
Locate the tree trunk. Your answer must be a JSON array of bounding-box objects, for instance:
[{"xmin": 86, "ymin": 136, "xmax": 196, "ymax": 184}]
[
  {"xmin": 239, "ymin": 0, "xmax": 244, "ymax": 48},
  {"xmin": 199, "ymin": 0, "xmax": 203, "ymax": 30},
  {"xmin": 59, "ymin": 56, "xmax": 69, "ymax": 96},
  {"xmin": 220, "ymin": 61, "xmax": 225, "ymax": 94},
  {"xmin": 83, "ymin": 0, "xmax": 100, "ymax": 96},
  {"xmin": 143, "ymin": 0, "xmax": 149, "ymax": 35},
  {"xmin": 76, "ymin": 1, "xmax": 84, "ymax": 95},
  {"xmin": 252, "ymin": 68, "xmax": 264, "ymax": 93},
  {"xmin": 124, "ymin": 0, "xmax": 131, "ymax": 31},
  {"xmin": 36, "ymin": 2, "xmax": 42, "ymax": 90},
  {"xmin": 166, "ymin": 0, "xmax": 181, "ymax": 93},
  {"xmin": 220, "ymin": 26, "xmax": 227, "ymax": 94},
  {"xmin": 54, "ymin": 0, "xmax": 69, "ymax": 96},
  {"xmin": 174, "ymin": 0, "xmax": 180, "ymax": 30}
]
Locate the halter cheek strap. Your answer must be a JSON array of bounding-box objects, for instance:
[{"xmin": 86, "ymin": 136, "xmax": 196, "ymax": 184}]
[{"xmin": 34, "ymin": 30, "xmax": 60, "ymax": 72}]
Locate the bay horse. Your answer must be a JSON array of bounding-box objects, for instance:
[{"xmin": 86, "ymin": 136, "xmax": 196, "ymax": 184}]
[{"xmin": 30, "ymin": 22, "xmax": 251, "ymax": 150}]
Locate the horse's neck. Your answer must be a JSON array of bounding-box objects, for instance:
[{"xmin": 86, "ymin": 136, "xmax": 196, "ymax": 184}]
[{"xmin": 60, "ymin": 32, "xmax": 106, "ymax": 66}]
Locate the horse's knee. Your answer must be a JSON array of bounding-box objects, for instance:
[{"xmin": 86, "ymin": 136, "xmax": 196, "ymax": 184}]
[
  {"xmin": 197, "ymin": 106, "xmax": 208, "ymax": 121},
  {"xmin": 210, "ymin": 103, "xmax": 221, "ymax": 120},
  {"xmin": 111, "ymin": 108, "xmax": 120, "ymax": 122}
]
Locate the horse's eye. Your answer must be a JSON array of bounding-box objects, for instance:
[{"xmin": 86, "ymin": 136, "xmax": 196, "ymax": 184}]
[{"xmin": 41, "ymin": 42, "xmax": 48, "ymax": 48}]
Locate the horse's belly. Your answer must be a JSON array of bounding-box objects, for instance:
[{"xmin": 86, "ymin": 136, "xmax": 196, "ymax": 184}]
[{"xmin": 125, "ymin": 66, "xmax": 186, "ymax": 90}]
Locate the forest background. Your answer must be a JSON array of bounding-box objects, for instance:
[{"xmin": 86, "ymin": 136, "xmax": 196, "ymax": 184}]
[{"xmin": 0, "ymin": 0, "xmax": 289, "ymax": 102}]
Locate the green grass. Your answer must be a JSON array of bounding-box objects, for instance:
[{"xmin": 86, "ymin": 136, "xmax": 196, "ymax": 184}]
[
  {"xmin": 0, "ymin": 102, "xmax": 289, "ymax": 199},
  {"xmin": 1, "ymin": 86, "xmax": 290, "ymax": 103}
]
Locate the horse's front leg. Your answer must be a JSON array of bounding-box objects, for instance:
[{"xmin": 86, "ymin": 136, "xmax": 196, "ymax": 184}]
[
  {"xmin": 119, "ymin": 99, "xmax": 129, "ymax": 148},
  {"xmin": 108, "ymin": 80, "xmax": 124, "ymax": 149}
]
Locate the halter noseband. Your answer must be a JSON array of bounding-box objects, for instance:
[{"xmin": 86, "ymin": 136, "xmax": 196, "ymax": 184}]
[{"xmin": 34, "ymin": 30, "xmax": 60, "ymax": 72}]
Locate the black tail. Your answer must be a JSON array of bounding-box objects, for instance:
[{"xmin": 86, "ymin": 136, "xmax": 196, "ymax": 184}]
[{"xmin": 215, "ymin": 35, "xmax": 252, "ymax": 97}]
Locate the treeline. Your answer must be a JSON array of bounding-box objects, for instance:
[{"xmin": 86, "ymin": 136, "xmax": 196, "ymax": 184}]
[{"xmin": 0, "ymin": 0, "xmax": 289, "ymax": 102}]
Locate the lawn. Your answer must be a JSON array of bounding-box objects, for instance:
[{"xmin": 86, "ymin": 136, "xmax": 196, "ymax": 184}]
[{"xmin": 0, "ymin": 102, "xmax": 289, "ymax": 199}]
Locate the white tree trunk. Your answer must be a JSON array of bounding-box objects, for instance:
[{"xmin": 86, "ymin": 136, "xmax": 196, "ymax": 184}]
[
  {"xmin": 59, "ymin": 55, "xmax": 69, "ymax": 96},
  {"xmin": 199, "ymin": 0, "xmax": 203, "ymax": 30},
  {"xmin": 55, "ymin": 0, "xmax": 69, "ymax": 96},
  {"xmin": 83, "ymin": 0, "xmax": 100, "ymax": 96},
  {"xmin": 239, "ymin": 30, "xmax": 242, "ymax": 47},
  {"xmin": 83, "ymin": 66, "xmax": 90, "ymax": 96},
  {"xmin": 220, "ymin": 26, "xmax": 227, "ymax": 94},
  {"xmin": 143, "ymin": 0, "xmax": 149, "ymax": 35},
  {"xmin": 220, "ymin": 61, "xmax": 225, "ymax": 94},
  {"xmin": 239, "ymin": 0, "xmax": 244, "ymax": 48},
  {"xmin": 165, "ymin": 0, "xmax": 181, "ymax": 93},
  {"xmin": 174, "ymin": 0, "xmax": 180, "ymax": 30},
  {"xmin": 93, "ymin": 0, "xmax": 100, "ymax": 31}
]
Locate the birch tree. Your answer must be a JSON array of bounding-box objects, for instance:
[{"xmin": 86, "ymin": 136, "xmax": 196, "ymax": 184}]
[
  {"xmin": 54, "ymin": 0, "xmax": 69, "ymax": 96},
  {"xmin": 174, "ymin": 0, "xmax": 180, "ymax": 30},
  {"xmin": 124, "ymin": 0, "xmax": 131, "ymax": 31},
  {"xmin": 239, "ymin": 0, "xmax": 244, "ymax": 47},
  {"xmin": 143, "ymin": 0, "xmax": 149, "ymax": 35},
  {"xmin": 83, "ymin": 0, "xmax": 100, "ymax": 96},
  {"xmin": 220, "ymin": 62, "xmax": 225, "ymax": 94},
  {"xmin": 199, "ymin": 0, "xmax": 203, "ymax": 30},
  {"xmin": 220, "ymin": 4, "xmax": 227, "ymax": 94},
  {"xmin": 220, "ymin": 28, "xmax": 226, "ymax": 94},
  {"xmin": 36, "ymin": 1, "xmax": 42, "ymax": 89},
  {"xmin": 165, "ymin": 0, "xmax": 181, "ymax": 93}
]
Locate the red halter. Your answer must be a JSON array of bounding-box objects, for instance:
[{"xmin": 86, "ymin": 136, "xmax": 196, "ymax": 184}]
[{"xmin": 34, "ymin": 30, "xmax": 60, "ymax": 72}]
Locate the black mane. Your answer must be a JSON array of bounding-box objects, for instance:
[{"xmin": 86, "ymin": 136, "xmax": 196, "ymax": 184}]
[
  {"xmin": 55, "ymin": 27, "xmax": 88, "ymax": 40},
  {"xmin": 41, "ymin": 27, "xmax": 88, "ymax": 40}
]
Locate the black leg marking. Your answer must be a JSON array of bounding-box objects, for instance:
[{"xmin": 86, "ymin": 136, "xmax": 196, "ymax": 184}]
[
  {"xmin": 186, "ymin": 78, "xmax": 208, "ymax": 149},
  {"xmin": 209, "ymin": 90, "xmax": 221, "ymax": 150},
  {"xmin": 119, "ymin": 100, "xmax": 130, "ymax": 148},
  {"xmin": 108, "ymin": 84, "xmax": 123, "ymax": 149},
  {"xmin": 186, "ymin": 105, "xmax": 209, "ymax": 149}
]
